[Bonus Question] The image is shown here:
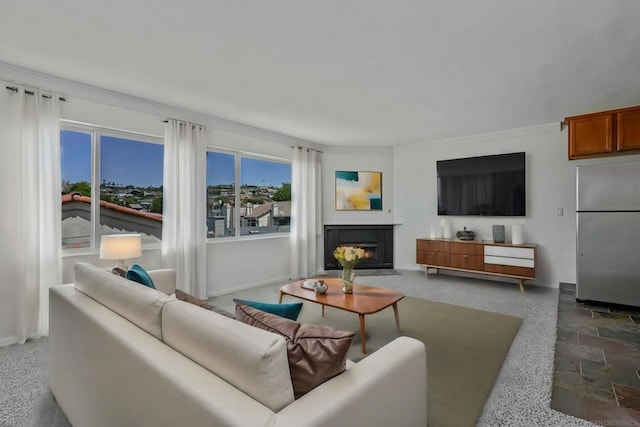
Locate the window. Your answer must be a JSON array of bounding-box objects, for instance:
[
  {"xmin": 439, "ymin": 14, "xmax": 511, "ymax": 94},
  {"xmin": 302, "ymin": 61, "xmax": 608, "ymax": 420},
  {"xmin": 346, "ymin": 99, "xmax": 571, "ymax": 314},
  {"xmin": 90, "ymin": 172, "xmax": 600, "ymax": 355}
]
[
  {"xmin": 206, "ymin": 151, "xmax": 291, "ymax": 238},
  {"xmin": 61, "ymin": 130, "xmax": 92, "ymax": 249},
  {"xmin": 61, "ymin": 125, "xmax": 163, "ymax": 251},
  {"xmin": 206, "ymin": 152, "xmax": 235, "ymax": 238}
]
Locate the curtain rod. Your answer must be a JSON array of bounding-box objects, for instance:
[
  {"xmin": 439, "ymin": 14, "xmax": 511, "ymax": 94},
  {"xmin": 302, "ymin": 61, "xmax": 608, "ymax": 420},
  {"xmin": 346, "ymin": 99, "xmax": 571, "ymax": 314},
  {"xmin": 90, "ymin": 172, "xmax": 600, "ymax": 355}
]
[
  {"xmin": 163, "ymin": 119, "xmax": 206, "ymax": 129},
  {"xmin": 5, "ymin": 85, "xmax": 67, "ymax": 102},
  {"xmin": 293, "ymin": 146, "xmax": 323, "ymax": 154}
]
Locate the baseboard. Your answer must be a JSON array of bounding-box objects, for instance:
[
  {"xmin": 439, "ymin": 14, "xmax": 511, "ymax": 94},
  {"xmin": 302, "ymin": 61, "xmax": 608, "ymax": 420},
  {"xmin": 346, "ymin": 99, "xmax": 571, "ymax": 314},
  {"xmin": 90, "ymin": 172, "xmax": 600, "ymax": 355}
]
[
  {"xmin": 0, "ymin": 336, "xmax": 21, "ymax": 347},
  {"xmin": 208, "ymin": 275, "xmax": 291, "ymax": 297}
]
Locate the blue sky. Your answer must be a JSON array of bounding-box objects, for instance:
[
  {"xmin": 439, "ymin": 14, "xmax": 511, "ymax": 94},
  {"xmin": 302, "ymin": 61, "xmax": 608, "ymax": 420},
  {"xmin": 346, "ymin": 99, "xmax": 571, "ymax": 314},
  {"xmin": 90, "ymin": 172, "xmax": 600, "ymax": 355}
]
[{"xmin": 61, "ymin": 130, "xmax": 291, "ymax": 188}]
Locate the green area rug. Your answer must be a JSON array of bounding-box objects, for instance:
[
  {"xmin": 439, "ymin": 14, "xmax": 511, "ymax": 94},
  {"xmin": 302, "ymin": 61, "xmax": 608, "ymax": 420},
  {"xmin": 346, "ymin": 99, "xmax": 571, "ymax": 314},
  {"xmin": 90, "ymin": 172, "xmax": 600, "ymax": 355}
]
[{"xmin": 293, "ymin": 296, "xmax": 522, "ymax": 427}]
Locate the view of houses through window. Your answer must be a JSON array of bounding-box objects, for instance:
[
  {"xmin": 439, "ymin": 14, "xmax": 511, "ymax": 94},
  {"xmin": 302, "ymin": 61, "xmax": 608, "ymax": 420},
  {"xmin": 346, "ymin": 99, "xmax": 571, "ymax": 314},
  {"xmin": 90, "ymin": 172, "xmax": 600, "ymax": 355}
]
[
  {"xmin": 61, "ymin": 125, "xmax": 292, "ymax": 250},
  {"xmin": 207, "ymin": 151, "xmax": 291, "ymax": 238},
  {"xmin": 61, "ymin": 127, "xmax": 164, "ymax": 250}
]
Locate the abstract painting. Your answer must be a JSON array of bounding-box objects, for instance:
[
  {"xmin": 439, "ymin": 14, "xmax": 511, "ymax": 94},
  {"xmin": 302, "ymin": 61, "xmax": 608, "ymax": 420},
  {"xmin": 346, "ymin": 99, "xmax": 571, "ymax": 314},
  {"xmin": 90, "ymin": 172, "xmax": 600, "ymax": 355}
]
[{"xmin": 335, "ymin": 171, "xmax": 382, "ymax": 211}]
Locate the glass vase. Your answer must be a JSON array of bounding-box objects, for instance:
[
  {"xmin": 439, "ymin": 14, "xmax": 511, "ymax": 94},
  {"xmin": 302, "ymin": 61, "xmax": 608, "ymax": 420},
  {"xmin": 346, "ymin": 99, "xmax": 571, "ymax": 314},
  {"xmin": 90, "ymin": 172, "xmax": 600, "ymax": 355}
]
[{"xmin": 341, "ymin": 267, "xmax": 355, "ymax": 294}]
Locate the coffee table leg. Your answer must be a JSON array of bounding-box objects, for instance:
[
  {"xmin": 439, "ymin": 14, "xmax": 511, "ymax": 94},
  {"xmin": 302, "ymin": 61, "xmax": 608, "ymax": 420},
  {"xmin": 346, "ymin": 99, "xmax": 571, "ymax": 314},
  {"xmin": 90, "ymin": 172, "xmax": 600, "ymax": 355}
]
[
  {"xmin": 393, "ymin": 302, "xmax": 400, "ymax": 331},
  {"xmin": 279, "ymin": 291, "xmax": 284, "ymax": 304},
  {"xmin": 359, "ymin": 314, "xmax": 367, "ymax": 354}
]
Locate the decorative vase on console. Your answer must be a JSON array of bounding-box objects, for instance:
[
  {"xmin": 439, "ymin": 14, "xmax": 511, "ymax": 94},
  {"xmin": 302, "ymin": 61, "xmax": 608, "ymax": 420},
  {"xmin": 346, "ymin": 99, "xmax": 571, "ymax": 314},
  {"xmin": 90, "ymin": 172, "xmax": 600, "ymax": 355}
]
[{"xmin": 333, "ymin": 246, "xmax": 366, "ymax": 294}]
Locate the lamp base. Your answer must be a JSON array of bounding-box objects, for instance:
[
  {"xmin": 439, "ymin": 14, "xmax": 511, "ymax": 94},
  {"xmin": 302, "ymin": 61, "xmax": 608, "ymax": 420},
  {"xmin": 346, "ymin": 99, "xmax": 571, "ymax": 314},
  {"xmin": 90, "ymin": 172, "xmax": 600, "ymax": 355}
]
[{"xmin": 111, "ymin": 266, "xmax": 127, "ymax": 277}]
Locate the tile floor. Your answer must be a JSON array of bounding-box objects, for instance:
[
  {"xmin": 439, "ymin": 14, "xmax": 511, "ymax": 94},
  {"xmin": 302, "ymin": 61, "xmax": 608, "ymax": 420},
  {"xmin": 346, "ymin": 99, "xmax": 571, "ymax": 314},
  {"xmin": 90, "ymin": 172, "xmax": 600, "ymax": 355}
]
[{"xmin": 553, "ymin": 282, "xmax": 640, "ymax": 426}]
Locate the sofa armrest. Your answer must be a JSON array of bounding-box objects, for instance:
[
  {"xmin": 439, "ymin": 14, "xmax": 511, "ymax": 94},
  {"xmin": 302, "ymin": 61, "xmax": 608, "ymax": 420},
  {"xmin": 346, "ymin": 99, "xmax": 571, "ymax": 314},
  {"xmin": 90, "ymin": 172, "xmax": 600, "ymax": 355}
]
[
  {"xmin": 275, "ymin": 336, "xmax": 427, "ymax": 427},
  {"xmin": 148, "ymin": 269, "xmax": 176, "ymax": 295}
]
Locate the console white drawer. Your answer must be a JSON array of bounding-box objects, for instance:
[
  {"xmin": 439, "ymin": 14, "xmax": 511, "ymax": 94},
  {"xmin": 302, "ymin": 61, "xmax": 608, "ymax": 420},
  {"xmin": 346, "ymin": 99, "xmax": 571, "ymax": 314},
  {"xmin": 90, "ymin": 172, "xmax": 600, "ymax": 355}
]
[
  {"xmin": 484, "ymin": 255, "xmax": 535, "ymax": 268},
  {"xmin": 484, "ymin": 245, "xmax": 534, "ymax": 259}
]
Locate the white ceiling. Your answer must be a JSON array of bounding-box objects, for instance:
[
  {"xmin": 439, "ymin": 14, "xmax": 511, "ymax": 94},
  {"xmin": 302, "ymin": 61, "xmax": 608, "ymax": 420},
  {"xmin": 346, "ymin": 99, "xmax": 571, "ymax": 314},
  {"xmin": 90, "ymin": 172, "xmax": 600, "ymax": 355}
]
[{"xmin": 1, "ymin": 0, "xmax": 639, "ymax": 147}]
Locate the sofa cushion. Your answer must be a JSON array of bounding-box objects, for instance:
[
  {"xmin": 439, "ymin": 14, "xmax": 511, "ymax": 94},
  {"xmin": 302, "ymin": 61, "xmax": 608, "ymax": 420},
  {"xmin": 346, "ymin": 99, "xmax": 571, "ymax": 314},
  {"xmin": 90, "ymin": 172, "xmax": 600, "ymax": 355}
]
[
  {"xmin": 235, "ymin": 302, "xmax": 355, "ymax": 399},
  {"xmin": 233, "ymin": 298, "xmax": 303, "ymax": 321},
  {"xmin": 74, "ymin": 262, "xmax": 174, "ymax": 340},
  {"xmin": 161, "ymin": 300, "xmax": 294, "ymax": 412},
  {"xmin": 125, "ymin": 264, "xmax": 156, "ymax": 289}
]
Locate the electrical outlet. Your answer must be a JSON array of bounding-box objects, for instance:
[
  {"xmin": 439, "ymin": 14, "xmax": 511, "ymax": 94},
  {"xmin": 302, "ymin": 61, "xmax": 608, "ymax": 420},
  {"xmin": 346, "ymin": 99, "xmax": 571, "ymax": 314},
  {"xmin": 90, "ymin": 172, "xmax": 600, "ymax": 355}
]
[{"xmin": 556, "ymin": 208, "xmax": 563, "ymax": 216}]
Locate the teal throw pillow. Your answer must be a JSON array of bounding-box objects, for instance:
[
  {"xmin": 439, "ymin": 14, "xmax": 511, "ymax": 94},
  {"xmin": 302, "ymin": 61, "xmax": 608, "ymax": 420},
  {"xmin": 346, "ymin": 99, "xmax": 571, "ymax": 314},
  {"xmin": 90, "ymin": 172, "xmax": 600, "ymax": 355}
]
[
  {"xmin": 125, "ymin": 264, "xmax": 156, "ymax": 289},
  {"xmin": 233, "ymin": 299, "xmax": 303, "ymax": 321}
]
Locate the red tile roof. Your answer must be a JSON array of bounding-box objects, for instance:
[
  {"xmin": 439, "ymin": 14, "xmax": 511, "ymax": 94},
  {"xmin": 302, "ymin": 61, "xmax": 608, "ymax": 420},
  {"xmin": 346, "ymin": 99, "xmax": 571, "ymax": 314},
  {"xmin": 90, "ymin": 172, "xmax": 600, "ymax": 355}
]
[{"xmin": 61, "ymin": 192, "xmax": 163, "ymax": 222}]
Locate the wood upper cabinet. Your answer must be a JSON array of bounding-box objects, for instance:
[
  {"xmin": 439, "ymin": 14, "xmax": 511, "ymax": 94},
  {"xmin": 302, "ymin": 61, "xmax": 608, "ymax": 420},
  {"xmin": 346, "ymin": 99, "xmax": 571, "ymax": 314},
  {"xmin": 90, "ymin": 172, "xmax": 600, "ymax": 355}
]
[
  {"xmin": 566, "ymin": 105, "xmax": 640, "ymax": 160},
  {"xmin": 617, "ymin": 108, "xmax": 640, "ymax": 152},
  {"xmin": 567, "ymin": 113, "xmax": 613, "ymax": 158}
]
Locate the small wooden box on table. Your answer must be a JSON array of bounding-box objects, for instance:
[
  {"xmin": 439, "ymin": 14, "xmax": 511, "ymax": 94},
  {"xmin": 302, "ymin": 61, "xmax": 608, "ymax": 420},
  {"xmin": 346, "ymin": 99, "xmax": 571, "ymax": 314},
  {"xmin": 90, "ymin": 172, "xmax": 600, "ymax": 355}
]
[{"xmin": 416, "ymin": 238, "xmax": 537, "ymax": 291}]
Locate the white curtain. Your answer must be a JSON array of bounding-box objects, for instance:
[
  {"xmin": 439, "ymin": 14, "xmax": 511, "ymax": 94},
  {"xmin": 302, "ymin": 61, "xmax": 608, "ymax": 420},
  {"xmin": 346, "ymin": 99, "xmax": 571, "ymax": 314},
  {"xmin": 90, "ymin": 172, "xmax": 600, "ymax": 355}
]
[
  {"xmin": 0, "ymin": 85, "xmax": 61, "ymax": 344},
  {"xmin": 290, "ymin": 147, "xmax": 322, "ymax": 279},
  {"xmin": 162, "ymin": 120, "xmax": 207, "ymax": 298}
]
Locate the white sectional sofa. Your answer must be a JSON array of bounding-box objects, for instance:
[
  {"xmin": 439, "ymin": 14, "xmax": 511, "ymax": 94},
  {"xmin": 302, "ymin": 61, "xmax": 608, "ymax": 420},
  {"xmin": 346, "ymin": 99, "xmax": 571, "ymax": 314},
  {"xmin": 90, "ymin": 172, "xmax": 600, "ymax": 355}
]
[{"xmin": 49, "ymin": 262, "xmax": 427, "ymax": 427}]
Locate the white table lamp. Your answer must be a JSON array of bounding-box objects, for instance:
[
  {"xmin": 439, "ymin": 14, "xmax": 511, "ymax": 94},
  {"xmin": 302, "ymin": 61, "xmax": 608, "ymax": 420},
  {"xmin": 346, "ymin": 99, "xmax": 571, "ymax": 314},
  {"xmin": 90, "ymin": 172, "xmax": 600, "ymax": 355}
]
[{"xmin": 100, "ymin": 234, "xmax": 142, "ymax": 275}]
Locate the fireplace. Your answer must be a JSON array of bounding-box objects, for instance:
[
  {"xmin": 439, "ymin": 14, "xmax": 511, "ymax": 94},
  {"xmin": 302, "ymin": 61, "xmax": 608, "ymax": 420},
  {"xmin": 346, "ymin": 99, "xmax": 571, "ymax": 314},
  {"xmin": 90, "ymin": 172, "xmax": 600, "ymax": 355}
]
[{"xmin": 324, "ymin": 225, "xmax": 393, "ymax": 270}]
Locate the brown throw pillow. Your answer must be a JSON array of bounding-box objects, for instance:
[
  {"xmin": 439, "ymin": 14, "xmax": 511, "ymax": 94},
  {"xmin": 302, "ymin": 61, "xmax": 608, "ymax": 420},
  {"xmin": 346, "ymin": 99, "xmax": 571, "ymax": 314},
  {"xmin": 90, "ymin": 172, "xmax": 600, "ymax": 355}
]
[
  {"xmin": 175, "ymin": 289, "xmax": 210, "ymax": 309},
  {"xmin": 175, "ymin": 289, "xmax": 235, "ymax": 319},
  {"xmin": 235, "ymin": 302, "xmax": 355, "ymax": 398}
]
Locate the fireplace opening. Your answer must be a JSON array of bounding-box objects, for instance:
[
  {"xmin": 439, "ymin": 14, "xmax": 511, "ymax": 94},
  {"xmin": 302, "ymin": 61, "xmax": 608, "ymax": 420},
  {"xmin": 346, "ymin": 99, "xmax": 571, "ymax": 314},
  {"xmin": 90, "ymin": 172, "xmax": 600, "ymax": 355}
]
[{"xmin": 324, "ymin": 225, "xmax": 393, "ymax": 270}]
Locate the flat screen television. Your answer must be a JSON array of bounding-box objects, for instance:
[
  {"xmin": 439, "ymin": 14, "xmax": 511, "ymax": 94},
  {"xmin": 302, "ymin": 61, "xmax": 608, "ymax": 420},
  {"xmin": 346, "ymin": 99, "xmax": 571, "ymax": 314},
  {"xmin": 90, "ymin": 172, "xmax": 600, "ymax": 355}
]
[{"xmin": 437, "ymin": 152, "xmax": 526, "ymax": 216}]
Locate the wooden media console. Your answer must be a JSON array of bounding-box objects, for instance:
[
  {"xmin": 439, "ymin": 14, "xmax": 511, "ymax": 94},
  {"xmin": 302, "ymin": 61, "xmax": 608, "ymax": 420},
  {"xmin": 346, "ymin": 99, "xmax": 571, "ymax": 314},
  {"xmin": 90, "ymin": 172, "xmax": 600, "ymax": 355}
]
[{"xmin": 416, "ymin": 238, "xmax": 537, "ymax": 292}]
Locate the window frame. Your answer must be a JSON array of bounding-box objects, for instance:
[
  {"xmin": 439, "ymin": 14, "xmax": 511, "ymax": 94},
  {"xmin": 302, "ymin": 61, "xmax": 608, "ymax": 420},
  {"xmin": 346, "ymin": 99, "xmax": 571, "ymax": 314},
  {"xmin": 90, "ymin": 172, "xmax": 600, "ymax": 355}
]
[
  {"xmin": 60, "ymin": 121, "xmax": 164, "ymax": 255},
  {"xmin": 206, "ymin": 146, "xmax": 291, "ymax": 241}
]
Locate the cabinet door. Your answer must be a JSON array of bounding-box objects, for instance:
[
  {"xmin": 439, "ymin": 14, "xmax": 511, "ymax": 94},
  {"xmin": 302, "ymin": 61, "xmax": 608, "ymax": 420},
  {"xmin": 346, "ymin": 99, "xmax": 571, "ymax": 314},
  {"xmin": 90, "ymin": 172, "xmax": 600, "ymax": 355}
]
[
  {"xmin": 449, "ymin": 242, "xmax": 483, "ymax": 255},
  {"xmin": 417, "ymin": 239, "xmax": 448, "ymax": 252},
  {"xmin": 450, "ymin": 254, "xmax": 484, "ymax": 270},
  {"xmin": 568, "ymin": 114, "xmax": 614, "ymax": 159},
  {"xmin": 484, "ymin": 264, "xmax": 535, "ymax": 279},
  {"xmin": 617, "ymin": 108, "xmax": 640, "ymax": 152},
  {"xmin": 423, "ymin": 251, "xmax": 449, "ymax": 267}
]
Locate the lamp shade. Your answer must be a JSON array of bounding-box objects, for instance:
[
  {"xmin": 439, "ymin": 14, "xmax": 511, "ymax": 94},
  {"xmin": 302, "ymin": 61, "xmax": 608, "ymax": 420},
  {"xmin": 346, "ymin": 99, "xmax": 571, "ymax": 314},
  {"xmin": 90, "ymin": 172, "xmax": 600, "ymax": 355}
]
[{"xmin": 100, "ymin": 234, "xmax": 142, "ymax": 260}]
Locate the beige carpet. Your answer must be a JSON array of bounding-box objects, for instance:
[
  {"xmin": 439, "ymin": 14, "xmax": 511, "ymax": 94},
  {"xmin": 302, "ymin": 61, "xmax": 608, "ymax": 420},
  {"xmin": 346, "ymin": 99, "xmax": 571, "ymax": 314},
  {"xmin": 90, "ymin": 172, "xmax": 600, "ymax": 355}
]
[{"xmin": 292, "ymin": 296, "xmax": 522, "ymax": 427}]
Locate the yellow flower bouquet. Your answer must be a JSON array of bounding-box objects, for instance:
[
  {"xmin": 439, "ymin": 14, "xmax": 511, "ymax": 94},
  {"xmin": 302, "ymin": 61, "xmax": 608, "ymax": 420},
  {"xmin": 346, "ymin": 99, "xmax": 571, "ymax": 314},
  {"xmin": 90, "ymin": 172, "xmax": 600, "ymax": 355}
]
[
  {"xmin": 333, "ymin": 246, "xmax": 366, "ymax": 269},
  {"xmin": 333, "ymin": 246, "xmax": 366, "ymax": 293}
]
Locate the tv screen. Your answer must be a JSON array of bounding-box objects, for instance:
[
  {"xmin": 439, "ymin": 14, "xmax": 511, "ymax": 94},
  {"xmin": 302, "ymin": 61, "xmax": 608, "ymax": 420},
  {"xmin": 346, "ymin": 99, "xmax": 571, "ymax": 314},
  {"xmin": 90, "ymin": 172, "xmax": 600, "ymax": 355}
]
[{"xmin": 437, "ymin": 152, "xmax": 526, "ymax": 216}]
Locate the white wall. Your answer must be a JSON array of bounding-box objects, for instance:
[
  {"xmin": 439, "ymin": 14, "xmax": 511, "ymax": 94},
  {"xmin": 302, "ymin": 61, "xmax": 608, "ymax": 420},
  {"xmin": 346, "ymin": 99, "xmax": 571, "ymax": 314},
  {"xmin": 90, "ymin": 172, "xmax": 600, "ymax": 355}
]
[
  {"xmin": 206, "ymin": 236, "xmax": 290, "ymax": 296},
  {"xmin": 320, "ymin": 146, "xmax": 395, "ymax": 271},
  {"xmin": 393, "ymin": 123, "xmax": 640, "ymax": 288},
  {"xmin": 322, "ymin": 146, "xmax": 395, "ymax": 225},
  {"xmin": 62, "ymin": 98, "xmax": 163, "ymax": 136}
]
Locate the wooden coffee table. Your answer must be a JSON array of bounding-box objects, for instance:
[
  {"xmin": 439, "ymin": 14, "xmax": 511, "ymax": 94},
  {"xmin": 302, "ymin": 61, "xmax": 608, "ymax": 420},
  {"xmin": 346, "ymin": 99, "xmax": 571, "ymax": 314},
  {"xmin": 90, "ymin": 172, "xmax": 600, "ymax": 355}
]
[{"xmin": 279, "ymin": 278, "xmax": 405, "ymax": 353}]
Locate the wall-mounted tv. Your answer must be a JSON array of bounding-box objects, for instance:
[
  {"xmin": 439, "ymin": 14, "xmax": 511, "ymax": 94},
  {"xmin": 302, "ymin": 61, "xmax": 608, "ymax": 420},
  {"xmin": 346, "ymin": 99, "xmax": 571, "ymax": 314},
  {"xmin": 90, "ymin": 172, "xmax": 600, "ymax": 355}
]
[{"xmin": 437, "ymin": 152, "xmax": 526, "ymax": 216}]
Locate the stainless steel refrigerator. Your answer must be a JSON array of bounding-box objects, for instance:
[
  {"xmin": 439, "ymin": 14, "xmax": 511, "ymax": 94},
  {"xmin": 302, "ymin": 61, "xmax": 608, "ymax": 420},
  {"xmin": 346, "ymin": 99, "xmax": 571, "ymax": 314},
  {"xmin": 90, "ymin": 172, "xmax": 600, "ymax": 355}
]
[{"xmin": 576, "ymin": 160, "xmax": 640, "ymax": 307}]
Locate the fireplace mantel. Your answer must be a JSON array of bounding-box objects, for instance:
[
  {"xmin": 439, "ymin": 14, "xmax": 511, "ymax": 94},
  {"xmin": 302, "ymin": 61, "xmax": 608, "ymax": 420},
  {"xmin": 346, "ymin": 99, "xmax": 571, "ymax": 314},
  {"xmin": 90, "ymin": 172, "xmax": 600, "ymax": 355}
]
[{"xmin": 324, "ymin": 224, "xmax": 394, "ymax": 270}]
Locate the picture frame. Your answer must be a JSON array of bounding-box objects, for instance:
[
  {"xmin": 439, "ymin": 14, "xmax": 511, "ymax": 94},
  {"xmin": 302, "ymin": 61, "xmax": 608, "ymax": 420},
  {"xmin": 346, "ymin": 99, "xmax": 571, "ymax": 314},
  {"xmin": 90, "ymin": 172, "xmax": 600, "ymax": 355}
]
[{"xmin": 335, "ymin": 171, "xmax": 382, "ymax": 211}]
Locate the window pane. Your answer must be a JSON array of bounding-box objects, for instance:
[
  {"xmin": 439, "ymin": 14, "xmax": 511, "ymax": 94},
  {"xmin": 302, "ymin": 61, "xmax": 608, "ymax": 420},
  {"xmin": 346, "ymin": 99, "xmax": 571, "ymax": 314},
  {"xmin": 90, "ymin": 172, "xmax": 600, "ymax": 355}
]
[
  {"xmin": 61, "ymin": 130, "xmax": 92, "ymax": 249},
  {"xmin": 240, "ymin": 157, "xmax": 291, "ymax": 236},
  {"xmin": 99, "ymin": 135, "xmax": 163, "ymax": 244},
  {"xmin": 206, "ymin": 152, "xmax": 235, "ymax": 238}
]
